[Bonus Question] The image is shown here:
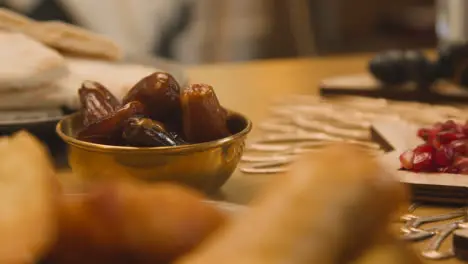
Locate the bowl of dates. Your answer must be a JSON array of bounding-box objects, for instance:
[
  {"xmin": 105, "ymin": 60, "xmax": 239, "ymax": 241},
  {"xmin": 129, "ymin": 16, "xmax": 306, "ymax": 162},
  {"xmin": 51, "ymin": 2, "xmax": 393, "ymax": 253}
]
[{"xmin": 56, "ymin": 72, "xmax": 252, "ymax": 193}]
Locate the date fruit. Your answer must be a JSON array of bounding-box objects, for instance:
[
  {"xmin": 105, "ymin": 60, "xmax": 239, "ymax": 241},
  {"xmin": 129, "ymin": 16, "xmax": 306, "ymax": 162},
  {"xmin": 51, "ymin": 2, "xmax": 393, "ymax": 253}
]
[
  {"xmin": 122, "ymin": 117, "xmax": 184, "ymax": 147},
  {"xmin": 123, "ymin": 72, "xmax": 181, "ymax": 121},
  {"xmin": 77, "ymin": 101, "xmax": 145, "ymax": 144},
  {"xmin": 79, "ymin": 81, "xmax": 121, "ymax": 126},
  {"xmin": 181, "ymin": 84, "xmax": 230, "ymax": 143}
]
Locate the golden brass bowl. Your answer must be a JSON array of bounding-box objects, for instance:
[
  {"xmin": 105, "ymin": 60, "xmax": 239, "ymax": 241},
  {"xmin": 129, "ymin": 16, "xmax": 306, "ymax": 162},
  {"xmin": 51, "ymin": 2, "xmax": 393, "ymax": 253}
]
[{"xmin": 56, "ymin": 112, "xmax": 252, "ymax": 193}]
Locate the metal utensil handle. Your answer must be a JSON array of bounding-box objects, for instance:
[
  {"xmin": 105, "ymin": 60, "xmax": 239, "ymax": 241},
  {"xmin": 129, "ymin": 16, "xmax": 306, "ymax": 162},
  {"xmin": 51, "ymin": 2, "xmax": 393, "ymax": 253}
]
[
  {"xmin": 421, "ymin": 222, "xmax": 459, "ymax": 260},
  {"xmin": 414, "ymin": 210, "xmax": 465, "ymax": 226},
  {"xmin": 408, "ymin": 203, "xmax": 421, "ymax": 213},
  {"xmin": 401, "ymin": 230, "xmax": 435, "ymax": 241},
  {"xmin": 427, "ymin": 223, "xmax": 459, "ymax": 251}
]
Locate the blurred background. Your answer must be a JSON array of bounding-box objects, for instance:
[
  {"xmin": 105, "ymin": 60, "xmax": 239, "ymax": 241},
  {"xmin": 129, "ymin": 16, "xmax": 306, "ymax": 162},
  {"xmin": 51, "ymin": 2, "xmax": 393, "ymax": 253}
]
[{"xmin": 1, "ymin": 0, "xmax": 437, "ymax": 64}]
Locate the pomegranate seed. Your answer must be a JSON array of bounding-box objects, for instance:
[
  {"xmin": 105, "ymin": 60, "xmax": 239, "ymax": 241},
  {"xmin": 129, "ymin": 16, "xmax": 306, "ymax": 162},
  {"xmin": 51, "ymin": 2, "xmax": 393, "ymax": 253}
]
[
  {"xmin": 455, "ymin": 124, "xmax": 464, "ymax": 133},
  {"xmin": 442, "ymin": 120, "xmax": 457, "ymax": 130},
  {"xmin": 449, "ymin": 139, "xmax": 468, "ymax": 155},
  {"xmin": 454, "ymin": 156, "xmax": 468, "ymax": 165},
  {"xmin": 417, "ymin": 128, "xmax": 431, "ymax": 140},
  {"xmin": 455, "ymin": 157, "xmax": 468, "ymax": 174},
  {"xmin": 399, "ymin": 150, "xmax": 415, "ymax": 170},
  {"xmin": 412, "ymin": 152, "xmax": 434, "ymax": 172},
  {"xmin": 459, "ymin": 167, "xmax": 468, "ymax": 175},
  {"xmin": 406, "ymin": 121, "xmax": 468, "ymax": 175},
  {"xmin": 435, "ymin": 145, "xmax": 454, "ymax": 166},
  {"xmin": 463, "ymin": 124, "xmax": 468, "ymax": 135},
  {"xmin": 427, "ymin": 130, "xmax": 441, "ymax": 148},
  {"xmin": 412, "ymin": 144, "xmax": 435, "ymax": 172},
  {"xmin": 438, "ymin": 131, "xmax": 466, "ymax": 144},
  {"xmin": 414, "ymin": 144, "xmax": 434, "ymax": 153}
]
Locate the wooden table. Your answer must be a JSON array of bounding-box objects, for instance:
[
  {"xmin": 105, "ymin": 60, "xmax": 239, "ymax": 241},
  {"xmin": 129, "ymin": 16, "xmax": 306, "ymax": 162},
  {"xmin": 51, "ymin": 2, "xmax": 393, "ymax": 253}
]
[
  {"xmin": 56, "ymin": 54, "xmax": 460, "ymax": 263},
  {"xmin": 186, "ymin": 54, "xmax": 463, "ymax": 264}
]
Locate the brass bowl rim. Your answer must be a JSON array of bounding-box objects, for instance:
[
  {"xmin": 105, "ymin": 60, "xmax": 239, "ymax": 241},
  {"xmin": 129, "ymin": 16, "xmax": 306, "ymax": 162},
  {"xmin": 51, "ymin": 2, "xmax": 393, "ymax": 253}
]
[{"xmin": 56, "ymin": 111, "xmax": 252, "ymax": 153}]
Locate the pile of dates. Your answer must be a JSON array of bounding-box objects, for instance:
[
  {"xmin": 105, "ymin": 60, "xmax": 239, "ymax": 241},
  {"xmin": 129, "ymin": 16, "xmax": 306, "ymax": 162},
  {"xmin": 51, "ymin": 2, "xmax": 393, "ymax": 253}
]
[
  {"xmin": 77, "ymin": 72, "xmax": 233, "ymax": 147},
  {"xmin": 399, "ymin": 120, "xmax": 468, "ymax": 174},
  {"xmin": 369, "ymin": 43, "xmax": 468, "ymax": 89}
]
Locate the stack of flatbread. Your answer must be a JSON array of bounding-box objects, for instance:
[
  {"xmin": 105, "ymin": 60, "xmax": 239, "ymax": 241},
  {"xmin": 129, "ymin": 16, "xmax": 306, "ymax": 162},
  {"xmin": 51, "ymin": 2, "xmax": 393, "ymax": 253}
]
[{"xmin": 0, "ymin": 8, "xmax": 160, "ymax": 112}]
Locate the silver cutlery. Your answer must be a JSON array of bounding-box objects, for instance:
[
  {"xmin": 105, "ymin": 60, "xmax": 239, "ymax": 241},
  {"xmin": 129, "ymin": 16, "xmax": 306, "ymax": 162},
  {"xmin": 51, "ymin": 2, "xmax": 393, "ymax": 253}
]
[
  {"xmin": 400, "ymin": 210, "xmax": 465, "ymax": 234},
  {"xmin": 421, "ymin": 221, "xmax": 462, "ymax": 260}
]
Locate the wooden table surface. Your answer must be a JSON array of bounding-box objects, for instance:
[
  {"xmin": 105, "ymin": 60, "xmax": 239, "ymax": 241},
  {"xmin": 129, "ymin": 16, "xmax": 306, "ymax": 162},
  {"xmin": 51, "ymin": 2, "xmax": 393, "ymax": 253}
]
[
  {"xmin": 185, "ymin": 54, "xmax": 463, "ymax": 264},
  {"xmin": 57, "ymin": 54, "xmax": 461, "ymax": 263}
]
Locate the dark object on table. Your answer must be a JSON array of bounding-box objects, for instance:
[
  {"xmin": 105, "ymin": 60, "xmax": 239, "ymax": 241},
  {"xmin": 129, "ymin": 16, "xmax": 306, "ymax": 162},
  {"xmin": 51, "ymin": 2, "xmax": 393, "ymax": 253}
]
[
  {"xmin": 435, "ymin": 43, "xmax": 468, "ymax": 83},
  {"xmin": 453, "ymin": 229, "xmax": 468, "ymax": 261},
  {"xmin": 369, "ymin": 50, "xmax": 408, "ymax": 85},
  {"xmin": 435, "ymin": 43, "xmax": 468, "ymax": 87},
  {"xmin": 403, "ymin": 50, "xmax": 436, "ymax": 89},
  {"xmin": 368, "ymin": 45, "xmax": 468, "ymax": 89},
  {"xmin": 368, "ymin": 50, "xmax": 434, "ymax": 90},
  {"xmin": 321, "ymin": 44, "xmax": 468, "ymax": 103}
]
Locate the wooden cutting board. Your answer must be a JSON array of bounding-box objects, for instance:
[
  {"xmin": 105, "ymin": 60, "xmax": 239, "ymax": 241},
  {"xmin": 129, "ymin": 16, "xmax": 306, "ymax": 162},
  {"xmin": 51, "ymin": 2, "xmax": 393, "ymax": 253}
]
[
  {"xmin": 321, "ymin": 73, "xmax": 468, "ymax": 104},
  {"xmin": 372, "ymin": 118, "xmax": 468, "ymax": 205}
]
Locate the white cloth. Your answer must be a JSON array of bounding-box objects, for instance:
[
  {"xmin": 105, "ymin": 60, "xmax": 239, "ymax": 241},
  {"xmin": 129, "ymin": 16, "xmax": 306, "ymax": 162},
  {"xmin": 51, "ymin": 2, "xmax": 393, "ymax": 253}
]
[
  {"xmin": 58, "ymin": 0, "xmax": 190, "ymax": 57},
  {"xmin": 6, "ymin": 0, "xmax": 276, "ymax": 63},
  {"xmin": 0, "ymin": 58, "xmax": 158, "ymax": 110},
  {"xmin": 58, "ymin": 0, "xmax": 272, "ymax": 64}
]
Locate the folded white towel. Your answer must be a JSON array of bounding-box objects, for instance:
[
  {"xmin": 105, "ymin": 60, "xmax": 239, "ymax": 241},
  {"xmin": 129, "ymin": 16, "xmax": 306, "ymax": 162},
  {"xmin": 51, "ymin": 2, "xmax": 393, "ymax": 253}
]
[
  {"xmin": 0, "ymin": 58, "xmax": 158, "ymax": 110},
  {"xmin": 0, "ymin": 31, "xmax": 67, "ymax": 92}
]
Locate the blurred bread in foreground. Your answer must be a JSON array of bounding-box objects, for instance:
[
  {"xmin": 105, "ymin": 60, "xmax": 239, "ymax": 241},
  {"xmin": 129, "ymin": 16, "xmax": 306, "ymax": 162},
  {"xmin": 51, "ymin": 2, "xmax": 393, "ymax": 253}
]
[
  {"xmin": 0, "ymin": 8, "xmax": 122, "ymax": 61},
  {"xmin": 178, "ymin": 144, "xmax": 409, "ymax": 264},
  {"xmin": 0, "ymin": 131, "xmax": 57, "ymax": 264},
  {"xmin": 0, "ymin": 31, "xmax": 66, "ymax": 91},
  {"xmin": 46, "ymin": 180, "xmax": 227, "ymax": 264}
]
